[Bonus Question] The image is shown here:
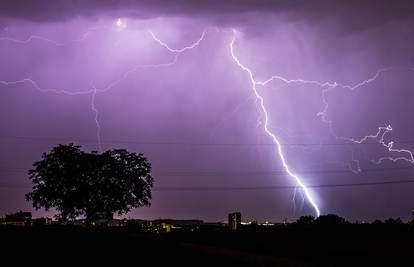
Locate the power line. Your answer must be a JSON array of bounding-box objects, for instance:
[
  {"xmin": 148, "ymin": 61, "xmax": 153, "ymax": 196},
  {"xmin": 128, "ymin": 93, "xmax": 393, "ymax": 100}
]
[
  {"xmin": 154, "ymin": 179, "xmax": 414, "ymax": 191},
  {"xmin": 154, "ymin": 166, "xmax": 414, "ymax": 177},
  {"xmin": 1, "ymin": 178, "xmax": 414, "ymax": 191},
  {"xmin": 1, "ymin": 165, "xmax": 414, "ymax": 177},
  {"xmin": 0, "ymin": 135, "xmax": 413, "ymax": 147}
]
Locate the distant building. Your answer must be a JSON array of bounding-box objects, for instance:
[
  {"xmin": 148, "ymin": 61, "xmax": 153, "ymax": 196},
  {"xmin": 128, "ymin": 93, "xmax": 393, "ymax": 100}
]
[
  {"xmin": 5, "ymin": 211, "xmax": 32, "ymax": 226},
  {"xmin": 107, "ymin": 219, "xmax": 127, "ymax": 227},
  {"xmin": 228, "ymin": 212, "xmax": 241, "ymax": 230},
  {"xmin": 150, "ymin": 219, "xmax": 203, "ymax": 232},
  {"xmin": 161, "ymin": 223, "xmax": 172, "ymax": 233},
  {"xmin": 33, "ymin": 217, "xmax": 52, "ymax": 226},
  {"xmin": 125, "ymin": 219, "xmax": 151, "ymax": 230},
  {"xmin": 74, "ymin": 219, "xmax": 87, "ymax": 227}
]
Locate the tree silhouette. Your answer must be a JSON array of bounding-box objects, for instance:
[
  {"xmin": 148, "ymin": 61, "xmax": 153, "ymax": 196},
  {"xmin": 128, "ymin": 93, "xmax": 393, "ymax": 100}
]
[
  {"xmin": 26, "ymin": 144, "xmax": 154, "ymax": 221},
  {"xmin": 384, "ymin": 217, "xmax": 404, "ymax": 225},
  {"xmin": 315, "ymin": 214, "xmax": 346, "ymax": 226},
  {"xmin": 296, "ymin": 216, "xmax": 315, "ymax": 225}
]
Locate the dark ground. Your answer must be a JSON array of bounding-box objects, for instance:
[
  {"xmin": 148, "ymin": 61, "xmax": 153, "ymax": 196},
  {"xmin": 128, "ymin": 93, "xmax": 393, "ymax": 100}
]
[{"xmin": 1, "ymin": 224, "xmax": 412, "ymax": 266}]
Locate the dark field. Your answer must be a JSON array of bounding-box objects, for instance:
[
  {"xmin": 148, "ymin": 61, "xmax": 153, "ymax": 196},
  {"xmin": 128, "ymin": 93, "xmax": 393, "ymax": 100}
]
[{"xmin": 1, "ymin": 223, "xmax": 413, "ymax": 266}]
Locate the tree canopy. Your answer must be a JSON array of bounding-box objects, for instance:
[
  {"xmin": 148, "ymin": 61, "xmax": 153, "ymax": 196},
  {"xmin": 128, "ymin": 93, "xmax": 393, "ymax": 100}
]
[{"xmin": 26, "ymin": 144, "xmax": 154, "ymax": 221}]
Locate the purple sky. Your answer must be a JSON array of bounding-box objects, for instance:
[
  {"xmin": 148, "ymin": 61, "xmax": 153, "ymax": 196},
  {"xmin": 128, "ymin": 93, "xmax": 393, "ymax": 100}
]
[{"xmin": 1, "ymin": 0, "xmax": 414, "ymax": 222}]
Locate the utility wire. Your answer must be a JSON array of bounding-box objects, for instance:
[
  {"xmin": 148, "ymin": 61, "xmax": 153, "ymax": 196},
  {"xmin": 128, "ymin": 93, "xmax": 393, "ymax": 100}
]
[
  {"xmin": 1, "ymin": 165, "xmax": 414, "ymax": 176},
  {"xmin": 1, "ymin": 178, "xmax": 414, "ymax": 190},
  {"xmin": 0, "ymin": 135, "xmax": 412, "ymax": 147}
]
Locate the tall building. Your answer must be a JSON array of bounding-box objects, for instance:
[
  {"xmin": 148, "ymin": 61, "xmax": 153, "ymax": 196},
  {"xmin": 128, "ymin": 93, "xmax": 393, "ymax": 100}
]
[{"xmin": 228, "ymin": 212, "xmax": 241, "ymax": 230}]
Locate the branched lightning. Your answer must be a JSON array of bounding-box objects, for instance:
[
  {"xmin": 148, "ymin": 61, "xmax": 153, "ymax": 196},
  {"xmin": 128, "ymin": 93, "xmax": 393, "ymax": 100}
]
[
  {"xmin": 98, "ymin": 55, "xmax": 180, "ymax": 93},
  {"xmin": 89, "ymin": 29, "xmax": 207, "ymax": 151},
  {"xmin": 0, "ymin": 25, "xmax": 207, "ymax": 153},
  {"xmin": 318, "ymin": 67, "xmax": 414, "ymax": 165},
  {"xmin": 98, "ymin": 29, "xmax": 207, "ymax": 94},
  {"xmin": 317, "ymin": 68, "xmax": 389, "ymax": 124},
  {"xmin": 227, "ymin": 30, "xmax": 414, "ymax": 216},
  {"xmin": 347, "ymin": 125, "xmax": 414, "ymax": 164}
]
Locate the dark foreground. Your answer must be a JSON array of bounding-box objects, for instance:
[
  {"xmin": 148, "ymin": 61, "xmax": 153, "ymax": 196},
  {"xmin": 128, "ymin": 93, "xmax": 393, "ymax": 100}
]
[{"xmin": 1, "ymin": 224, "xmax": 413, "ymax": 266}]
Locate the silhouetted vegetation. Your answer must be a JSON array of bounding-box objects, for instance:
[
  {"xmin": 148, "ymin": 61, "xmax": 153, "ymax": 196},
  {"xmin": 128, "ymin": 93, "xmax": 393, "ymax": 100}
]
[
  {"xmin": 296, "ymin": 215, "xmax": 315, "ymax": 226},
  {"xmin": 26, "ymin": 144, "xmax": 154, "ymax": 221}
]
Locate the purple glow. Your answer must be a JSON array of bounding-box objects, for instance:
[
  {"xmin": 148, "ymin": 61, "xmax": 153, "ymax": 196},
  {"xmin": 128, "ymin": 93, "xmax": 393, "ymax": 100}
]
[{"xmin": 1, "ymin": 1, "xmax": 414, "ymax": 221}]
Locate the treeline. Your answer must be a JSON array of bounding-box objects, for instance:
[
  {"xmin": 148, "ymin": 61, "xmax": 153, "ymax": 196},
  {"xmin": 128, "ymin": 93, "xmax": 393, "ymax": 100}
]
[{"xmin": 294, "ymin": 214, "xmax": 411, "ymax": 227}]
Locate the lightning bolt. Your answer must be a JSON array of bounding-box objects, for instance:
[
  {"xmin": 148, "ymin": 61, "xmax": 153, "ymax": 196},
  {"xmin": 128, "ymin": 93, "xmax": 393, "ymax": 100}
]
[
  {"xmin": 88, "ymin": 28, "xmax": 207, "ymax": 151},
  {"xmin": 149, "ymin": 28, "xmax": 412, "ymax": 217},
  {"xmin": 317, "ymin": 68, "xmax": 389, "ymax": 124},
  {"xmin": 229, "ymin": 30, "xmax": 321, "ymax": 217},
  {"xmin": 318, "ymin": 67, "xmax": 414, "ymax": 166},
  {"xmin": 147, "ymin": 29, "xmax": 207, "ymax": 53},
  {"xmin": 0, "ymin": 27, "xmax": 103, "ymax": 46},
  {"xmin": 0, "ymin": 78, "xmax": 93, "ymax": 95},
  {"xmin": 347, "ymin": 125, "xmax": 414, "ymax": 164},
  {"xmin": 227, "ymin": 30, "xmax": 414, "ymax": 216},
  {"xmin": 1, "ymin": 25, "xmax": 207, "ymax": 153},
  {"xmin": 98, "ymin": 54, "xmax": 180, "ymax": 93},
  {"xmin": 91, "ymin": 83, "xmax": 102, "ymax": 152}
]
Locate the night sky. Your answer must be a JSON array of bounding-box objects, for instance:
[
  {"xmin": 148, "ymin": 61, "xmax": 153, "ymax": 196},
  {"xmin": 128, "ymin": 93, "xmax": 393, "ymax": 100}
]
[{"xmin": 1, "ymin": 0, "xmax": 414, "ymax": 222}]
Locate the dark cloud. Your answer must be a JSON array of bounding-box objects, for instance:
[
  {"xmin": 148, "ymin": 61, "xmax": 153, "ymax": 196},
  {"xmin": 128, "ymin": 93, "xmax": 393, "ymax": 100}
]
[{"xmin": 1, "ymin": 0, "xmax": 414, "ymax": 29}]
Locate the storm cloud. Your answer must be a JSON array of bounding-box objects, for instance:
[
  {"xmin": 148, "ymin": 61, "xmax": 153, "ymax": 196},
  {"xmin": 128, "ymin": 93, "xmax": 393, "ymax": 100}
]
[{"xmin": 1, "ymin": 0, "xmax": 414, "ymax": 29}]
